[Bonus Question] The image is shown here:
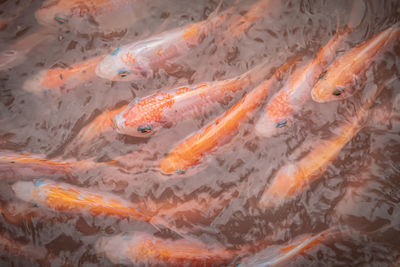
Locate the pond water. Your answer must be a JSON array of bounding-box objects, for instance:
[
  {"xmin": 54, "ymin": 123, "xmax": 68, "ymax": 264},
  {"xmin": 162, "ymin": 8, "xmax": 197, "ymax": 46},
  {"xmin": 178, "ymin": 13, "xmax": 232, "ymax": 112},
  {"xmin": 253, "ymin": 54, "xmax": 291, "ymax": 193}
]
[{"xmin": 0, "ymin": 0, "xmax": 399, "ymax": 266}]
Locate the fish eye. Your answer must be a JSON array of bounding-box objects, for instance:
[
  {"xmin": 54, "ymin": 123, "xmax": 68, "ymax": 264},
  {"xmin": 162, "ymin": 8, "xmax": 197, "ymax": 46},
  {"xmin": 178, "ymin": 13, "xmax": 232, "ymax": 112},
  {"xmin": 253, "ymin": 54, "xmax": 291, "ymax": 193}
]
[
  {"xmin": 137, "ymin": 125, "xmax": 152, "ymax": 134},
  {"xmin": 54, "ymin": 15, "xmax": 68, "ymax": 24},
  {"xmin": 332, "ymin": 87, "xmax": 345, "ymax": 96},
  {"xmin": 118, "ymin": 69, "xmax": 130, "ymax": 78},
  {"xmin": 276, "ymin": 120, "xmax": 287, "ymax": 128}
]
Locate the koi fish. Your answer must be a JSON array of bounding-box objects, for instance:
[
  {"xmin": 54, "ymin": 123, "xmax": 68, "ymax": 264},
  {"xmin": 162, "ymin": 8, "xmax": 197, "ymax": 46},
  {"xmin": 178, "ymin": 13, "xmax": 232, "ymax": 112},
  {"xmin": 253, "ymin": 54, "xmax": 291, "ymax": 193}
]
[
  {"xmin": 12, "ymin": 179, "xmax": 153, "ymax": 222},
  {"xmin": 221, "ymin": 0, "xmax": 280, "ymax": 42},
  {"xmin": 254, "ymin": 3, "xmax": 362, "ymax": 137},
  {"xmin": 0, "ymin": 233, "xmax": 60, "ymax": 265},
  {"xmin": 114, "ymin": 58, "xmax": 272, "ymax": 137},
  {"xmin": 238, "ymin": 228, "xmax": 339, "ymax": 266},
  {"xmin": 0, "ymin": 151, "xmax": 94, "ymax": 179},
  {"xmin": 95, "ymin": 2, "xmax": 234, "ymax": 81},
  {"xmin": 95, "ymin": 231, "xmax": 236, "ymax": 266},
  {"xmin": 35, "ymin": 0, "xmax": 150, "ymax": 34},
  {"xmin": 0, "ymin": 28, "xmax": 55, "ymax": 70},
  {"xmin": 159, "ymin": 56, "xmax": 299, "ymax": 174},
  {"xmin": 258, "ymin": 81, "xmax": 389, "ymax": 209},
  {"xmin": 311, "ymin": 23, "xmax": 400, "ymax": 103},
  {"xmin": 23, "ymin": 55, "xmax": 105, "ymax": 94}
]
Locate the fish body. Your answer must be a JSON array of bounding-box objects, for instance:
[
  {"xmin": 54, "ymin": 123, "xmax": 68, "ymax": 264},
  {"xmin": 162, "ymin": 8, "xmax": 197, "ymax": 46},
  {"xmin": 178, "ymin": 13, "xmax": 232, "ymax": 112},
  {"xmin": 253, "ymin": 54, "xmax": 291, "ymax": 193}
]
[
  {"xmin": 239, "ymin": 229, "xmax": 336, "ymax": 267},
  {"xmin": 35, "ymin": 0, "xmax": 148, "ymax": 34},
  {"xmin": 259, "ymin": 82, "xmax": 387, "ymax": 208},
  {"xmin": 255, "ymin": 26, "xmax": 352, "ymax": 137},
  {"xmin": 95, "ymin": 232, "xmax": 235, "ymax": 266},
  {"xmin": 114, "ymin": 59, "xmax": 270, "ymax": 137},
  {"xmin": 23, "ymin": 55, "xmax": 105, "ymax": 94},
  {"xmin": 11, "ymin": 179, "xmax": 151, "ymax": 222},
  {"xmin": 311, "ymin": 24, "xmax": 400, "ymax": 102},
  {"xmin": 0, "ymin": 151, "xmax": 94, "ymax": 179},
  {"xmin": 222, "ymin": 0, "xmax": 279, "ymax": 42},
  {"xmin": 159, "ymin": 56, "xmax": 299, "ymax": 174},
  {"xmin": 96, "ymin": 5, "xmax": 232, "ymax": 81}
]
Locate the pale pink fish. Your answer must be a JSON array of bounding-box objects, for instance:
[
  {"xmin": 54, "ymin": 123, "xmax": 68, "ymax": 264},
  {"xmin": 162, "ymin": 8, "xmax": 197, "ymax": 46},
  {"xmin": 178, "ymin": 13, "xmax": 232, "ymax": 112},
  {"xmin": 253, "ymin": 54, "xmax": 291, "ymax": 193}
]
[{"xmin": 96, "ymin": 2, "xmax": 234, "ymax": 81}]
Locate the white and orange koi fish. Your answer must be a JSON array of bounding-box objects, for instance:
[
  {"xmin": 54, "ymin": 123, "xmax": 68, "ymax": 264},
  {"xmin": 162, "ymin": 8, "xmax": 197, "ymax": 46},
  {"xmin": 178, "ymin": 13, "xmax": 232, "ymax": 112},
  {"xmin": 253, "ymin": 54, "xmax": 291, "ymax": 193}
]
[
  {"xmin": 96, "ymin": 232, "xmax": 236, "ymax": 266},
  {"xmin": 311, "ymin": 23, "xmax": 400, "ymax": 102},
  {"xmin": 255, "ymin": 1, "xmax": 362, "ymax": 137},
  {"xmin": 114, "ymin": 58, "xmax": 273, "ymax": 137},
  {"xmin": 258, "ymin": 81, "xmax": 390, "ymax": 209},
  {"xmin": 23, "ymin": 55, "xmax": 105, "ymax": 94},
  {"xmin": 95, "ymin": 2, "xmax": 234, "ymax": 81},
  {"xmin": 158, "ymin": 56, "xmax": 299, "ymax": 174}
]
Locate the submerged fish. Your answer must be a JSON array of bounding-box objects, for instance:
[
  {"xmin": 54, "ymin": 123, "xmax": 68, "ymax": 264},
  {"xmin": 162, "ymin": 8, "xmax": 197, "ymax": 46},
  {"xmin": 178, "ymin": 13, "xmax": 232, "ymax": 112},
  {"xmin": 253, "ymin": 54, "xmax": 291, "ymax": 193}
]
[
  {"xmin": 254, "ymin": 4, "xmax": 362, "ymax": 137},
  {"xmin": 0, "ymin": 233, "xmax": 60, "ymax": 265},
  {"xmin": 159, "ymin": 56, "xmax": 299, "ymax": 174},
  {"xmin": 0, "ymin": 28, "xmax": 55, "ymax": 70},
  {"xmin": 222, "ymin": 0, "xmax": 280, "ymax": 42},
  {"xmin": 95, "ymin": 2, "xmax": 234, "ymax": 81},
  {"xmin": 23, "ymin": 55, "xmax": 105, "ymax": 94},
  {"xmin": 311, "ymin": 23, "xmax": 400, "ymax": 103},
  {"xmin": 0, "ymin": 151, "xmax": 94, "ymax": 179},
  {"xmin": 35, "ymin": 0, "xmax": 150, "ymax": 34},
  {"xmin": 239, "ymin": 228, "xmax": 339, "ymax": 266},
  {"xmin": 95, "ymin": 231, "xmax": 236, "ymax": 266},
  {"xmin": 114, "ymin": 58, "xmax": 272, "ymax": 137},
  {"xmin": 12, "ymin": 179, "xmax": 153, "ymax": 222},
  {"xmin": 0, "ymin": 0, "xmax": 33, "ymax": 31},
  {"xmin": 258, "ymin": 81, "xmax": 389, "ymax": 209}
]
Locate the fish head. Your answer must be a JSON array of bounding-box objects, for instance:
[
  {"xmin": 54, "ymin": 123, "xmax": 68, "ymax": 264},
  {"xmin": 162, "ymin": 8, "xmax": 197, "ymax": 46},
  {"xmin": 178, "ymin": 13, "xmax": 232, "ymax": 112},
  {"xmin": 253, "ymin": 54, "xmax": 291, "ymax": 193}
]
[
  {"xmin": 35, "ymin": 0, "xmax": 94, "ymax": 31},
  {"xmin": 113, "ymin": 98, "xmax": 164, "ymax": 138},
  {"xmin": 311, "ymin": 70, "xmax": 358, "ymax": 102},
  {"xmin": 96, "ymin": 46, "xmax": 152, "ymax": 81}
]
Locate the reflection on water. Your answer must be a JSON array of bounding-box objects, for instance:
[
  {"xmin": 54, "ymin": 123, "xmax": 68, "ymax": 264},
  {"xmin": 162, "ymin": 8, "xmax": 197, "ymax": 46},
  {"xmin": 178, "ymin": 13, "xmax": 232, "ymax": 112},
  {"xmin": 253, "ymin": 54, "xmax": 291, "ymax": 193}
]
[{"xmin": 0, "ymin": 0, "xmax": 399, "ymax": 266}]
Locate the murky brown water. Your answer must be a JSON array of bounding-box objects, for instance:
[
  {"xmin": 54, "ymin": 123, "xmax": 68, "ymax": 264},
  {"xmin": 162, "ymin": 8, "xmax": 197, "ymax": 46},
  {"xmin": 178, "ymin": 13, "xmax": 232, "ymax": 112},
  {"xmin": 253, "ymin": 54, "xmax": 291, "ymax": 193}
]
[{"xmin": 0, "ymin": 0, "xmax": 399, "ymax": 266}]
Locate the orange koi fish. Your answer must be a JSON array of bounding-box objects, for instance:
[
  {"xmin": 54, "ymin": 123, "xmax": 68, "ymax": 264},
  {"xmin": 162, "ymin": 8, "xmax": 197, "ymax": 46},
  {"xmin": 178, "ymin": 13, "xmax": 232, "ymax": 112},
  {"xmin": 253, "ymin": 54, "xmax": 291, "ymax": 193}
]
[
  {"xmin": 254, "ymin": 3, "xmax": 362, "ymax": 137},
  {"xmin": 0, "ymin": 28, "xmax": 55, "ymax": 70},
  {"xmin": 0, "ymin": 233, "xmax": 60, "ymax": 265},
  {"xmin": 222, "ymin": 0, "xmax": 280, "ymax": 42},
  {"xmin": 96, "ymin": 2, "xmax": 234, "ymax": 81},
  {"xmin": 12, "ymin": 179, "xmax": 153, "ymax": 222},
  {"xmin": 35, "ymin": 0, "xmax": 151, "ymax": 34},
  {"xmin": 258, "ymin": 81, "xmax": 389, "ymax": 209},
  {"xmin": 95, "ymin": 231, "xmax": 236, "ymax": 266},
  {"xmin": 159, "ymin": 56, "xmax": 299, "ymax": 174},
  {"xmin": 23, "ymin": 55, "xmax": 105, "ymax": 94},
  {"xmin": 0, "ymin": 151, "xmax": 95, "ymax": 179},
  {"xmin": 239, "ymin": 228, "xmax": 340, "ymax": 266},
  {"xmin": 114, "ymin": 58, "xmax": 272, "ymax": 137},
  {"xmin": 311, "ymin": 23, "xmax": 400, "ymax": 103}
]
